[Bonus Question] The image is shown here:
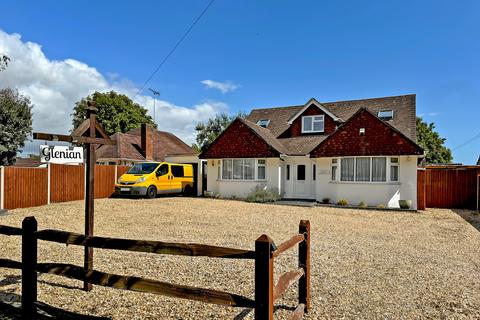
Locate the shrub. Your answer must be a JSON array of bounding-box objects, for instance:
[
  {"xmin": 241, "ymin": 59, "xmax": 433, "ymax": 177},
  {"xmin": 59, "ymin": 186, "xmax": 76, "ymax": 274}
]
[
  {"xmin": 337, "ymin": 199, "xmax": 348, "ymax": 206},
  {"xmin": 246, "ymin": 185, "xmax": 281, "ymax": 203},
  {"xmin": 358, "ymin": 201, "xmax": 367, "ymax": 208},
  {"xmin": 376, "ymin": 204, "xmax": 386, "ymax": 209},
  {"xmin": 321, "ymin": 197, "xmax": 330, "ymax": 204}
]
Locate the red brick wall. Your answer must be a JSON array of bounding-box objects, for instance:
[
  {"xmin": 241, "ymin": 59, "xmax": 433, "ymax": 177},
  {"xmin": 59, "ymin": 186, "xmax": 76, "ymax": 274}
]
[
  {"xmin": 200, "ymin": 119, "xmax": 280, "ymax": 158},
  {"xmin": 311, "ymin": 109, "xmax": 423, "ymax": 157},
  {"xmin": 279, "ymin": 104, "xmax": 337, "ymax": 138}
]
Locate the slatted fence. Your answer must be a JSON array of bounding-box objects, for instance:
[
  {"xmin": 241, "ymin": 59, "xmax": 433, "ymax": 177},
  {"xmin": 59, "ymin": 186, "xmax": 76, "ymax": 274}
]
[
  {"xmin": 0, "ymin": 218, "xmax": 310, "ymax": 320},
  {"xmin": 417, "ymin": 166, "xmax": 480, "ymax": 210},
  {"xmin": 0, "ymin": 164, "xmax": 130, "ymax": 210}
]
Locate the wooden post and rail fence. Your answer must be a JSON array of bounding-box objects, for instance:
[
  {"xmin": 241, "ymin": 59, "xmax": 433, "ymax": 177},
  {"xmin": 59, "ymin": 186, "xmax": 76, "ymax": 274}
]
[{"xmin": 0, "ymin": 218, "xmax": 310, "ymax": 319}]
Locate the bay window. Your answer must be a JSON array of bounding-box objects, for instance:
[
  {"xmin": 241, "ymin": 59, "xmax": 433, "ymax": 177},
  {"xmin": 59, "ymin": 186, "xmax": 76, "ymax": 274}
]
[
  {"xmin": 335, "ymin": 156, "xmax": 399, "ymax": 182},
  {"xmin": 221, "ymin": 159, "xmax": 266, "ymax": 180}
]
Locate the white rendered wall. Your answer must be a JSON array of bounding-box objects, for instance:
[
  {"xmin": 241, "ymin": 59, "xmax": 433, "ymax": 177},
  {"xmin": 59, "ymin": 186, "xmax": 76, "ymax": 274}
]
[
  {"xmin": 205, "ymin": 158, "xmax": 281, "ymax": 198},
  {"xmin": 315, "ymin": 156, "xmax": 418, "ymax": 209}
]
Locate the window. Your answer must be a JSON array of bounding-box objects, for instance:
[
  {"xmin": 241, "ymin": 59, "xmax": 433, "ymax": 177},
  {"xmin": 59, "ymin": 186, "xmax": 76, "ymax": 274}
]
[
  {"xmin": 286, "ymin": 165, "xmax": 290, "ymax": 180},
  {"xmin": 222, "ymin": 159, "xmax": 233, "ymax": 179},
  {"xmin": 355, "ymin": 157, "xmax": 371, "ymax": 181},
  {"xmin": 378, "ymin": 110, "xmax": 394, "ymax": 120},
  {"xmin": 257, "ymin": 119, "xmax": 270, "ymax": 128},
  {"xmin": 257, "ymin": 159, "xmax": 266, "ymax": 180},
  {"xmin": 313, "ymin": 164, "xmax": 316, "ymax": 181},
  {"xmin": 331, "ymin": 159, "xmax": 338, "ymax": 181},
  {"xmin": 156, "ymin": 164, "xmax": 169, "ymax": 176},
  {"xmin": 340, "ymin": 158, "xmax": 354, "ymax": 181},
  {"xmin": 171, "ymin": 165, "xmax": 184, "ymax": 177},
  {"xmin": 372, "ymin": 157, "xmax": 387, "ymax": 181},
  {"xmin": 390, "ymin": 158, "xmax": 399, "ymax": 181},
  {"xmin": 297, "ymin": 165, "xmax": 306, "ymax": 180},
  {"xmin": 221, "ymin": 159, "xmax": 261, "ymax": 180},
  {"xmin": 302, "ymin": 115, "xmax": 324, "ymax": 133},
  {"xmin": 128, "ymin": 163, "xmax": 159, "ymax": 174}
]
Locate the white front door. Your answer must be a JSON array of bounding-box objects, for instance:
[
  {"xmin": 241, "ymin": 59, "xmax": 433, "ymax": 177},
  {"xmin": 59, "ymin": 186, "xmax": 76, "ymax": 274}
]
[{"xmin": 284, "ymin": 158, "xmax": 314, "ymax": 199}]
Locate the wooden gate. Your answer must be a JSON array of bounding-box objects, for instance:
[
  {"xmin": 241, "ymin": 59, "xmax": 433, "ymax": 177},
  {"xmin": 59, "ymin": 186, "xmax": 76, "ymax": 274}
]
[{"xmin": 417, "ymin": 166, "xmax": 480, "ymax": 210}]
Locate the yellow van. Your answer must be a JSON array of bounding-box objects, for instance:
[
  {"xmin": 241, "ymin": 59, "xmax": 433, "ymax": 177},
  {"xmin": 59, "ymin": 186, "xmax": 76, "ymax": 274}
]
[{"xmin": 115, "ymin": 162, "xmax": 194, "ymax": 198}]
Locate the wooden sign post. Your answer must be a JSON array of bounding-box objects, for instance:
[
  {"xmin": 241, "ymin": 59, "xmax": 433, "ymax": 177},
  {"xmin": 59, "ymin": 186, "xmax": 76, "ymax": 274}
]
[{"xmin": 33, "ymin": 101, "xmax": 115, "ymax": 291}]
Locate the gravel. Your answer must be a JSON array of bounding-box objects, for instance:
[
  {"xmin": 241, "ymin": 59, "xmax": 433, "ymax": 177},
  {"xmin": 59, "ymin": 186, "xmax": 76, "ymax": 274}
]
[{"xmin": 1, "ymin": 198, "xmax": 479, "ymax": 319}]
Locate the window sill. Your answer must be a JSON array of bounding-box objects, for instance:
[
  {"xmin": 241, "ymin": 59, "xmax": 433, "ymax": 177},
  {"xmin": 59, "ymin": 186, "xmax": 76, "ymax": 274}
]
[{"xmin": 329, "ymin": 181, "xmax": 401, "ymax": 185}]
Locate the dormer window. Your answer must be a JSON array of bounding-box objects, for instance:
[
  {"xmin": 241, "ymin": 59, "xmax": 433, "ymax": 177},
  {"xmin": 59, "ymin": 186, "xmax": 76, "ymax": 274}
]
[
  {"xmin": 378, "ymin": 110, "xmax": 394, "ymax": 120},
  {"xmin": 302, "ymin": 115, "xmax": 324, "ymax": 133},
  {"xmin": 257, "ymin": 119, "xmax": 270, "ymax": 128}
]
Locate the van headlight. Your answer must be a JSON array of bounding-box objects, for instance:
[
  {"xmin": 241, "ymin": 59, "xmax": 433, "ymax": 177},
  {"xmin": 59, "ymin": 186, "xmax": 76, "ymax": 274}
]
[
  {"xmin": 136, "ymin": 177, "xmax": 146, "ymax": 183},
  {"xmin": 117, "ymin": 177, "xmax": 124, "ymax": 184}
]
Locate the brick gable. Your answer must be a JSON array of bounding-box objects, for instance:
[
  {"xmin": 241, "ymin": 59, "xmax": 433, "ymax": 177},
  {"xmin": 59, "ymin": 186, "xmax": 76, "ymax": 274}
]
[
  {"xmin": 310, "ymin": 108, "xmax": 423, "ymax": 157},
  {"xmin": 279, "ymin": 104, "xmax": 337, "ymax": 138},
  {"xmin": 199, "ymin": 119, "xmax": 281, "ymax": 159}
]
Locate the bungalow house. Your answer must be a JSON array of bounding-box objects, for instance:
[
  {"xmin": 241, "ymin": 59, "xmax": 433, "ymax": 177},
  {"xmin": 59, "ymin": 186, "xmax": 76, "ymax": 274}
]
[{"xmin": 200, "ymin": 94, "xmax": 424, "ymax": 209}]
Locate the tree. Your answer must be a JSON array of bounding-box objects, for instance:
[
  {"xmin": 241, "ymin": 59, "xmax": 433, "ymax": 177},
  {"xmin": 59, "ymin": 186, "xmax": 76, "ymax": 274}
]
[
  {"xmin": 0, "ymin": 55, "xmax": 9, "ymax": 71},
  {"xmin": 193, "ymin": 112, "xmax": 246, "ymax": 152},
  {"xmin": 416, "ymin": 117, "xmax": 452, "ymax": 164},
  {"xmin": 0, "ymin": 88, "xmax": 33, "ymax": 165},
  {"xmin": 72, "ymin": 91, "xmax": 156, "ymax": 136}
]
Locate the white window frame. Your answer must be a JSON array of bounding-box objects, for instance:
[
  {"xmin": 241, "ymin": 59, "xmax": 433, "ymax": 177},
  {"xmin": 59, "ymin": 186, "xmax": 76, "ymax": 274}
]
[
  {"xmin": 220, "ymin": 158, "xmax": 267, "ymax": 181},
  {"xmin": 257, "ymin": 119, "xmax": 270, "ymax": 127},
  {"xmin": 378, "ymin": 110, "xmax": 394, "ymax": 120},
  {"xmin": 331, "ymin": 158, "xmax": 338, "ymax": 181},
  {"xmin": 334, "ymin": 156, "xmax": 400, "ymax": 183},
  {"xmin": 302, "ymin": 115, "xmax": 324, "ymax": 133},
  {"xmin": 389, "ymin": 157, "xmax": 399, "ymax": 182}
]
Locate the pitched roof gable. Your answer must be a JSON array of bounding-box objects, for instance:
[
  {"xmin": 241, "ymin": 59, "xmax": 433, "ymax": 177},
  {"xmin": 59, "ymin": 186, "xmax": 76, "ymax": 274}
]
[
  {"xmin": 310, "ymin": 107, "xmax": 423, "ymax": 157},
  {"xmin": 286, "ymin": 98, "xmax": 342, "ymax": 124}
]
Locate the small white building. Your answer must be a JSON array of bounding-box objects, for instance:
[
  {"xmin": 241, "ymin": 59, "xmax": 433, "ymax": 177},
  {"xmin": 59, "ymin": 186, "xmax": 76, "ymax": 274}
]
[{"xmin": 200, "ymin": 95, "xmax": 423, "ymax": 209}]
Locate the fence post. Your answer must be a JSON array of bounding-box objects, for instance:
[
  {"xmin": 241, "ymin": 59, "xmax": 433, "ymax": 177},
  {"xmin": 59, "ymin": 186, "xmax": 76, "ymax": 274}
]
[
  {"xmin": 22, "ymin": 216, "xmax": 38, "ymax": 319},
  {"xmin": 299, "ymin": 220, "xmax": 310, "ymax": 312},
  {"xmin": 0, "ymin": 166, "xmax": 4, "ymax": 210},
  {"xmin": 255, "ymin": 234, "xmax": 274, "ymax": 320},
  {"xmin": 47, "ymin": 163, "xmax": 51, "ymax": 205}
]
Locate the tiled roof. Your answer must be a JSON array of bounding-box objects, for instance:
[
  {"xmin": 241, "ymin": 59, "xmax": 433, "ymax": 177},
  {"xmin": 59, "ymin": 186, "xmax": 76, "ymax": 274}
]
[
  {"xmin": 96, "ymin": 127, "xmax": 196, "ymax": 162},
  {"xmin": 246, "ymin": 94, "xmax": 417, "ymax": 141},
  {"xmin": 240, "ymin": 94, "xmax": 418, "ymax": 156}
]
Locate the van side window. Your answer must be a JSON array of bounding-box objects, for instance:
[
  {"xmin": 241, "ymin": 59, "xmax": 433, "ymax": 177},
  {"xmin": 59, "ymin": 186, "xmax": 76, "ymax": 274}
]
[
  {"xmin": 171, "ymin": 165, "xmax": 184, "ymax": 177},
  {"xmin": 157, "ymin": 164, "xmax": 169, "ymax": 176}
]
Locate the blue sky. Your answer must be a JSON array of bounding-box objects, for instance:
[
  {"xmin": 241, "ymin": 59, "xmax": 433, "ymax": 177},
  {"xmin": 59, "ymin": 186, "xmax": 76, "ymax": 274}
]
[{"xmin": 1, "ymin": 0, "xmax": 479, "ymax": 163}]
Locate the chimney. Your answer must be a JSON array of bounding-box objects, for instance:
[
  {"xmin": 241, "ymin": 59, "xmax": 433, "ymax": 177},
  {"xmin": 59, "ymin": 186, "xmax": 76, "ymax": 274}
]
[{"xmin": 141, "ymin": 124, "xmax": 153, "ymax": 161}]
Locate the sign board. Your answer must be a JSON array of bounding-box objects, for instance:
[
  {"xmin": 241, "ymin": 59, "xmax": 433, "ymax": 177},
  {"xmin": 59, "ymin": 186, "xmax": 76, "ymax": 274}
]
[{"xmin": 40, "ymin": 145, "xmax": 84, "ymax": 164}]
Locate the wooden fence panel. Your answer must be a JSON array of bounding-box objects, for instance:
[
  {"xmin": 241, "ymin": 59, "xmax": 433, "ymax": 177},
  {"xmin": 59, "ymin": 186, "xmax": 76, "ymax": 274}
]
[
  {"xmin": 95, "ymin": 165, "xmax": 116, "ymax": 199},
  {"xmin": 420, "ymin": 167, "xmax": 479, "ymax": 209},
  {"xmin": 50, "ymin": 164, "xmax": 85, "ymax": 203},
  {"xmin": 116, "ymin": 165, "xmax": 130, "ymax": 178},
  {"xmin": 4, "ymin": 167, "xmax": 48, "ymax": 209},
  {"xmin": 417, "ymin": 170, "xmax": 426, "ymax": 210}
]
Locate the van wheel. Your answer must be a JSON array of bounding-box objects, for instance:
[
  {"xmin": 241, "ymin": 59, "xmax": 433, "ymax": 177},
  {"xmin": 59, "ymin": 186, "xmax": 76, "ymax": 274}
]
[
  {"xmin": 146, "ymin": 186, "xmax": 157, "ymax": 199},
  {"xmin": 183, "ymin": 185, "xmax": 193, "ymax": 196}
]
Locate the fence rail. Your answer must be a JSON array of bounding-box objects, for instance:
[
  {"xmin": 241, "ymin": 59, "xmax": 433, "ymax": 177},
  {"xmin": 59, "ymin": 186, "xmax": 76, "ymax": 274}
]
[{"xmin": 0, "ymin": 217, "xmax": 310, "ymax": 319}]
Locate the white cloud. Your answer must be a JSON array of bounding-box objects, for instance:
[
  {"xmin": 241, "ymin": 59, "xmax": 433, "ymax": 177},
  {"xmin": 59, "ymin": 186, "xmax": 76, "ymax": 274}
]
[
  {"xmin": 0, "ymin": 30, "xmax": 227, "ymax": 154},
  {"xmin": 201, "ymin": 79, "xmax": 239, "ymax": 94}
]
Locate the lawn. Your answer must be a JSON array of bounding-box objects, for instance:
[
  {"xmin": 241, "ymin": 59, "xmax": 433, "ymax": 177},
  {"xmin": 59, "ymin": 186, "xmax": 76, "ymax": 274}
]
[{"xmin": 0, "ymin": 198, "xmax": 479, "ymax": 319}]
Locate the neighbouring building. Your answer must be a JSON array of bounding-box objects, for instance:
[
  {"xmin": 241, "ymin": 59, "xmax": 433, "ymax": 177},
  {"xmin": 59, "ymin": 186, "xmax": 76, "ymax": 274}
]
[
  {"xmin": 200, "ymin": 94, "xmax": 424, "ymax": 209},
  {"xmin": 96, "ymin": 124, "xmax": 198, "ymax": 165}
]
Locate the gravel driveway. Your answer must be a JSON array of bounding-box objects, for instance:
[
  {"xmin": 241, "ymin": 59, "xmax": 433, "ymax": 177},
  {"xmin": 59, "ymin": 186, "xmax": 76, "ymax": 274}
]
[{"xmin": 0, "ymin": 198, "xmax": 479, "ymax": 319}]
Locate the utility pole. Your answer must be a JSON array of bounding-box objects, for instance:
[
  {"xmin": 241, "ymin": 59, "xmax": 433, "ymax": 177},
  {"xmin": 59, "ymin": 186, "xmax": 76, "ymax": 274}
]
[{"xmin": 148, "ymin": 88, "xmax": 160, "ymax": 124}]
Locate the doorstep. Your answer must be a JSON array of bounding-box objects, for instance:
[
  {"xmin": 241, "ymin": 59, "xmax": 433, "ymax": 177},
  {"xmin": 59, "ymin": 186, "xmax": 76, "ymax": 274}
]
[{"xmin": 274, "ymin": 199, "xmax": 316, "ymax": 208}]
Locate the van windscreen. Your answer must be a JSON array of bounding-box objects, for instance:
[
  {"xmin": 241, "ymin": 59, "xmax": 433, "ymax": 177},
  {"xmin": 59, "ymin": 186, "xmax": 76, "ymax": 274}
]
[{"xmin": 127, "ymin": 163, "xmax": 158, "ymax": 174}]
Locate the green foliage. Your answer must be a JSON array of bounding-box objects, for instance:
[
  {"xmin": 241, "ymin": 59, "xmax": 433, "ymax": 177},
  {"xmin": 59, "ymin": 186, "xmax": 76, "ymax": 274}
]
[
  {"xmin": 246, "ymin": 186, "xmax": 281, "ymax": 203},
  {"xmin": 0, "ymin": 55, "xmax": 9, "ymax": 71},
  {"xmin": 0, "ymin": 88, "xmax": 33, "ymax": 165},
  {"xmin": 72, "ymin": 91, "xmax": 156, "ymax": 136},
  {"xmin": 416, "ymin": 117, "xmax": 452, "ymax": 164},
  {"xmin": 194, "ymin": 111, "xmax": 246, "ymax": 151},
  {"xmin": 358, "ymin": 201, "xmax": 367, "ymax": 208},
  {"xmin": 321, "ymin": 197, "xmax": 330, "ymax": 204},
  {"xmin": 376, "ymin": 204, "xmax": 386, "ymax": 209},
  {"xmin": 337, "ymin": 199, "xmax": 348, "ymax": 206}
]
